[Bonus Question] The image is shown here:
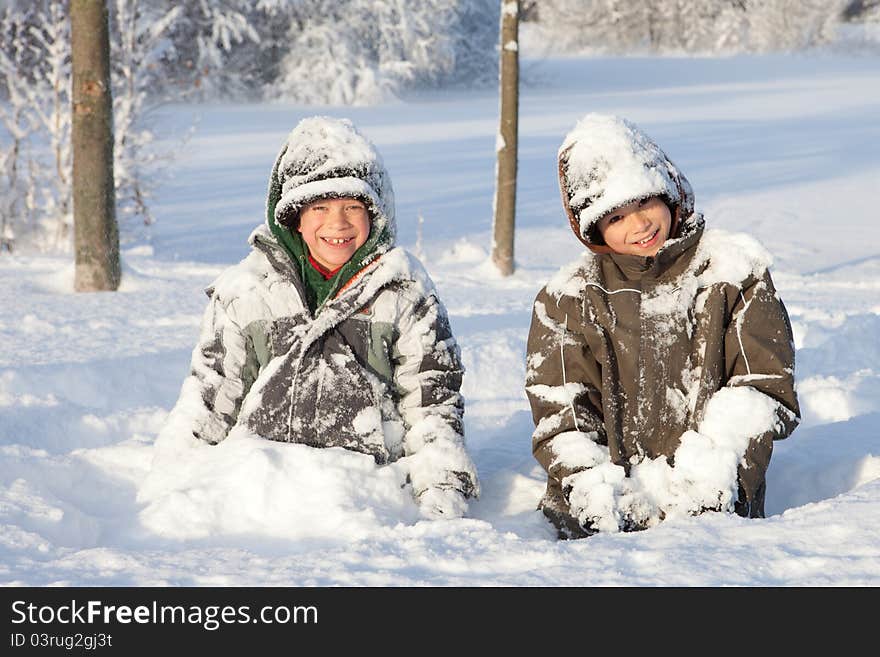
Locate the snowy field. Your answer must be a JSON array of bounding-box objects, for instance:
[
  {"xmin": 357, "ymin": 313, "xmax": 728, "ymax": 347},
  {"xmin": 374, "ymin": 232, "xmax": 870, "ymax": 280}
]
[{"xmin": 1, "ymin": 54, "xmax": 879, "ymax": 586}]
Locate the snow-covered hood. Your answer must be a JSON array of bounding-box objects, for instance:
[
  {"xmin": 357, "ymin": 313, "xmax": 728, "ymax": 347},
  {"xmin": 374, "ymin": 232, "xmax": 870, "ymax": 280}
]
[
  {"xmin": 557, "ymin": 114, "xmax": 695, "ymax": 253},
  {"xmin": 265, "ymin": 116, "xmax": 396, "ymax": 250}
]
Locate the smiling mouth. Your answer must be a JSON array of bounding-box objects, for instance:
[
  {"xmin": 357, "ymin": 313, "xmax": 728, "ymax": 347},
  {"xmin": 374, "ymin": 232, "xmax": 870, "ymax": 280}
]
[
  {"xmin": 632, "ymin": 228, "xmax": 659, "ymax": 247},
  {"xmin": 321, "ymin": 237, "xmax": 355, "ymax": 246}
]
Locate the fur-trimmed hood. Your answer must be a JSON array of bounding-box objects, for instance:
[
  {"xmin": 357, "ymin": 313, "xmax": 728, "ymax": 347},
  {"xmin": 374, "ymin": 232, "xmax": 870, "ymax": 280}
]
[
  {"xmin": 269, "ymin": 116, "xmax": 394, "ymax": 233},
  {"xmin": 266, "ymin": 116, "xmax": 396, "ymax": 263},
  {"xmin": 557, "ymin": 114, "xmax": 696, "ymax": 253},
  {"xmin": 263, "ymin": 116, "xmax": 397, "ymax": 308}
]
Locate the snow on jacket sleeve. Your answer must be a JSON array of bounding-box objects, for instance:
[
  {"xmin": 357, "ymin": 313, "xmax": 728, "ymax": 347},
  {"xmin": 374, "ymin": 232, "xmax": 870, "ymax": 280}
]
[
  {"xmin": 525, "ymin": 286, "xmax": 610, "ymax": 485},
  {"xmin": 393, "ymin": 291, "xmax": 478, "ymax": 517},
  {"xmin": 665, "ymin": 268, "xmax": 800, "ymax": 515},
  {"xmin": 162, "ymin": 290, "xmax": 255, "ymax": 446},
  {"xmin": 713, "ymin": 268, "xmax": 800, "ymax": 500}
]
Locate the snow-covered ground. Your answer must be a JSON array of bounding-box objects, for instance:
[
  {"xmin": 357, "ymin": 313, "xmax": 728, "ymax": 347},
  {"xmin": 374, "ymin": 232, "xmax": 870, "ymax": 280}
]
[{"xmin": 1, "ymin": 54, "xmax": 879, "ymax": 586}]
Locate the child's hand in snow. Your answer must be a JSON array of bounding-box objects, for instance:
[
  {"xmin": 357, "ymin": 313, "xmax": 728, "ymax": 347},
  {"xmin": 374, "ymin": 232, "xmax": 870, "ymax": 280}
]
[
  {"xmin": 417, "ymin": 486, "xmax": 468, "ymax": 519},
  {"xmin": 561, "ymin": 463, "xmax": 646, "ymax": 533},
  {"xmin": 664, "ymin": 430, "xmax": 738, "ymax": 516}
]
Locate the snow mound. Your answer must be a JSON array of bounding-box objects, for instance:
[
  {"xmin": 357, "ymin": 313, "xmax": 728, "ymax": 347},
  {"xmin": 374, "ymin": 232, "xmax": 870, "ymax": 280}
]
[{"xmin": 137, "ymin": 427, "xmax": 420, "ymax": 544}]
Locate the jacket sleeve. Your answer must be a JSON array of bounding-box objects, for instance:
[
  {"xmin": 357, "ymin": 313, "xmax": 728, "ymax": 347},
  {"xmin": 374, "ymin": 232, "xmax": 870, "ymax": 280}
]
[
  {"xmin": 715, "ymin": 268, "xmax": 800, "ymax": 506},
  {"xmin": 525, "ymin": 287, "xmax": 610, "ymax": 486},
  {"xmin": 393, "ymin": 292, "xmax": 478, "ymax": 506},
  {"xmin": 161, "ymin": 291, "xmax": 255, "ymax": 446}
]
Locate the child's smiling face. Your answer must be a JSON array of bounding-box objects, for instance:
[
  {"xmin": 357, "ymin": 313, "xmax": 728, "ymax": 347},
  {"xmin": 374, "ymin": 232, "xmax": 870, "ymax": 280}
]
[
  {"xmin": 596, "ymin": 196, "xmax": 672, "ymax": 257},
  {"xmin": 298, "ymin": 197, "xmax": 371, "ymax": 270}
]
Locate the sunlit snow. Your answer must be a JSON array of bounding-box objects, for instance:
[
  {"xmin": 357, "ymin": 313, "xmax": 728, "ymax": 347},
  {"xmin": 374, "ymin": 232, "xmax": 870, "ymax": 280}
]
[{"xmin": 1, "ymin": 54, "xmax": 878, "ymax": 585}]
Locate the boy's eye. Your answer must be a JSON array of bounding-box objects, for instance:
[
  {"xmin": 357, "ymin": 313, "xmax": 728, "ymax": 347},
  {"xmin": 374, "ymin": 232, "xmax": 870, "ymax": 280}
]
[
  {"xmin": 606, "ymin": 215, "xmax": 622, "ymax": 224},
  {"xmin": 345, "ymin": 204, "xmax": 366, "ymax": 212}
]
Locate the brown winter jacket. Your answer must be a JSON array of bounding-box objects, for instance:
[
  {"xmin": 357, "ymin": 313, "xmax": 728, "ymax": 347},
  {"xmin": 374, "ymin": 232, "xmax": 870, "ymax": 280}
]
[
  {"xmin": 526, "ymin": 116, "xmax": 800, "ymax": 537},
  {"xmin": 527, "ymin": 216, "xmax": 800, "ymax": 535}
]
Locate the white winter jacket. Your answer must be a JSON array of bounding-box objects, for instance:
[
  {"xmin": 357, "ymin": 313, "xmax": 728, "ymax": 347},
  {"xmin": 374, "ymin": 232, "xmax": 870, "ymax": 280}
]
[{"xmin": 163, "ymin": 117, "xmax": 478, "ymax": 516}]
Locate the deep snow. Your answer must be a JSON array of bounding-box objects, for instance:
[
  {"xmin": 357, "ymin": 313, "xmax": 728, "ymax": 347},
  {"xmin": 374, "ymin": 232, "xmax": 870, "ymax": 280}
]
[{"xmin": 1, "ymin": 54, "xmax": 879, "ymax": 586}]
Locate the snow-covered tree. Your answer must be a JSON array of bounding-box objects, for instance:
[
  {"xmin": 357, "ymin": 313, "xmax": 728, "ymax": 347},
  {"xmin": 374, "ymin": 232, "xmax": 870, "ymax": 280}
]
[
  {"xmin": 745, "ymin": 0, "xmax": 847, "ymax": 51},
  {"xmin": 0, "ymin": 4, "xmax": 38, "ymax": 252},
  {"xmin": 529, "ymin": 0, "xmax": 847, "ymax": 55},
  {"xmin": 449, "ymin": 0, "xmax": 501, "ymax": 88},
  {"xmin": 152, "ymin": 0, "xmax": 260, "ymax": 99},
  {"xmin": 274, "ymin": 0, "xmax": 499, "ymax": 105},
  {"xmin": 0, "ymin": 0, "xmax": 184, "ymax": 254},
  {"xmin": 837, "ymin": 0, "xmax": 880, "ymax": 51},
  {"xmin": 0, "ymin": 0, "xmax": 72, "ymax": 252},
  {"xmin": 842, "ymin": 0, "xmax": 880, "ymax": 21},
  {"xmin": 28, "ymin": 0, "xmax": 72, "ymax": 249},
  {"xmin": 110, "ymin": 0, "xmax": 181, "ymax": 230}
]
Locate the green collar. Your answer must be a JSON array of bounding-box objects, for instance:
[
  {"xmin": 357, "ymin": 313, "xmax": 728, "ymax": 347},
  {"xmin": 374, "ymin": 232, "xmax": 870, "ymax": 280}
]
[{"xmin": 265, "ymin": 154, "xmax": 388, "ymax": 312}]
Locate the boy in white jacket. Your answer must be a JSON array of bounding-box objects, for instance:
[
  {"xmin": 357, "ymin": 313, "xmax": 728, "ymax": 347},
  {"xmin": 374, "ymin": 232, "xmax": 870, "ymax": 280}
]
[{"xmin": 160, "ymin": 116, "xmax": 478, "ymax": 519}]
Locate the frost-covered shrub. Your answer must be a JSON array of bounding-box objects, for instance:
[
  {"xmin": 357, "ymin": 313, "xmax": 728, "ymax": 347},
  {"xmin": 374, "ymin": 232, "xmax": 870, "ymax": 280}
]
[
  {"xmin": 527, "ymin": 0, "xmax": 850, "ymax": 55},
  {"xmin": 0, "ymin": 9, "xmax": 35, "ymax": 253},
  {"xmin": 830, "ymin": 0, "xmax": 880, "ymax": 52},
  {"xmin": 0, "ymin": 0, "xmax": 71, "ymax": 252},
  {"xmin": 0, "ymin": 0, "xmax": 187, "ymax": 253},
  {"xmin": 144, "ymin": 0, "xmax": 499, "ymax": 104},
  {"xmin": 273, "ymin": 0, "xmax": 499, "ymax": 105},
  {"xmin": 147, "ymin": 0, "xmax": 261, "ymax": 100},
  {"xmin": 745, "ymin": 0, "xmax": 846, "ymax": 52},
  {"xmin": 110, "ymin": 0, "xmax": 184, "ymax": 232}
]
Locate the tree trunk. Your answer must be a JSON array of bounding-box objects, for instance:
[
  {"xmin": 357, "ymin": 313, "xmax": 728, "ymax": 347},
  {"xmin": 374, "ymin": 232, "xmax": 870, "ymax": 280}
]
[
  {"xmin": 71, "ymin": 0, "xmax": 120, "ymax": 292},
  {"xmin": 491, "ymin": 0, "xmax": 519, "ymax": 277}
]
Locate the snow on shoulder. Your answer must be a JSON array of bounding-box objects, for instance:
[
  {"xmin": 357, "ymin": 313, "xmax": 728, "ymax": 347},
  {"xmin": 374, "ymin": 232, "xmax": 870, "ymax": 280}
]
[
  {"xmin": 543, "ymin": 250, "xmax": 601, "ymax": 299},
  {"xmin": 544, "ymin": 227, "xmax": 772, "ymax": 305},
  {"xmin": 692, "ymin": 228, "xmax": 773, "ymax": 287},
  {"xmin": 641, "ymin": 228, "xmax": 774, "ymax": 318}
]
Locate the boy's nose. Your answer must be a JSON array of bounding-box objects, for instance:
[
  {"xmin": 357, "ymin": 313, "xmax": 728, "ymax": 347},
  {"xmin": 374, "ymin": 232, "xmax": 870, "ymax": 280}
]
[
  {"xmin": 325, "ymin": 207, "xmax": 350, "ymax": 226},
  {"xmin": 631, "ymin": 212, "xmax": 651, "ymax": 230}
]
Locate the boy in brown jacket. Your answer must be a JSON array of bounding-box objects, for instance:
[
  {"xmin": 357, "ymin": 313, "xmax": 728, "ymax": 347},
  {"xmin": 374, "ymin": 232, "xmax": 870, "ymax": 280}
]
[{"xmin": 526, "ymin": 114, "xmax": 800, "ymax": 538}]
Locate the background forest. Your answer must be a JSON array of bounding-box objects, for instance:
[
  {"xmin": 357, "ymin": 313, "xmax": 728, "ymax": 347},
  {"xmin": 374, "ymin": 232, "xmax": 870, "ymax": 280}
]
[{"xmin": 1, "ymin": 0, "xmax": 879, "ymax": 256}]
